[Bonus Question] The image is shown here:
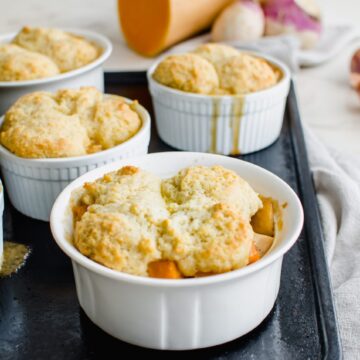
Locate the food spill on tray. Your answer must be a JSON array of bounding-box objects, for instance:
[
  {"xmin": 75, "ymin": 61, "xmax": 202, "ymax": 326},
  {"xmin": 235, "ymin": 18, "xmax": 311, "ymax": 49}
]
[{"xmin": 0, "ymin": 241, "xmax": 30, "ymax": 277}]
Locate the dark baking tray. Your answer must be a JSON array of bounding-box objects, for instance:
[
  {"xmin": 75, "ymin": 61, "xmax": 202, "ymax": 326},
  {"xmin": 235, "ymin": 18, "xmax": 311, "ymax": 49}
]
[{"xmin": 0, "ymin": 74, "xmax": 341, "ymax": 360}]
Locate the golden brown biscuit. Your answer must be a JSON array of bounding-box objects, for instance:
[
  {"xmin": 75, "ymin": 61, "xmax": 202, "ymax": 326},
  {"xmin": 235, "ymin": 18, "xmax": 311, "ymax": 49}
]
[
  {"xmin": 159, "ymin": 203, "xmax": 254, "ymax": 276},
  {"xmin": 215, "ymin": 53, "xmax": 278, "ymax": 94},
  {"xmin": 56, "ymin": 87, "xmax": 103, "ymax": 140},
  {"xmin": 73, "ymin": 167, "xmax": 168, "ymax": 275},
  {"xmin": 72, "ymin": 165, "xmax": 261, "ymax": 277},
  {"xmin": 74, "ymin": 212, "xmax": 161, "ymax": 276},
  {"xmin": 161, "ymin": 165, "xmax": 262, "ymax": 220},
  {"xmin": 73, "ymin": 166, "xmax": 169, "ymax": 219},
  {"xmin": 55, "ymin": 88, "xmax": 141, "ymax": 150},
  {"xmin": 152, "ymin": 53, "xmax": 219, "ymax": 94},
  {"xmin": 0, "ymin": 92, "xmax": 90, "ymax": 158},
  {"xmin": 0, "ymin": 87, "xmax": 142, "ymax": 158},
  {"xmin": 13, "ymin": 26, "xmax": 100, "ymax": 72},
  {"xmin": 93, "ymin": 97, "xmax": 142, "ymax": 149},
  {"xmin": 0, "ymin": 44, "xmax": 59, "ymax": 81},
  {"xmin": 193, "ymin": 43, "xmax": 240, "ymax": 66}
]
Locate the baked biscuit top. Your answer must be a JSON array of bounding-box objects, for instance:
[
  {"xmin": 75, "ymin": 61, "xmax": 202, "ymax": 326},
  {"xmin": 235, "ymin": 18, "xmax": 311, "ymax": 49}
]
[
  {"xmin": 152, "ymin": 53, "xmax": 219, "ymax": 94},
  {"xmin": 192, "ymin": 43, "xmax": 240, "ymax": 66},
  {"xmin": 72, "ymin": 165, "xmax": 262, "ymax": 277},
  {"xmin": 72, "ymin": 166, "xmax": 168, "ymax": 276},
  {"xmin": 12, "ymin": 26, "xmax": 100, "ymax": 72},
  {"xmin": 153, "ymin": 43, "xmax": 279, "ymax": 95},
  {"xmin": 215, "ymin": 53, "xmax": 278, "ymax": 94},
  {"xmin": 161, "ymin": 165, "xmax": 262, "ymax": 219},
  {"xmin": 0, "ymin": 44, "xmax": 59, "ymax": 81},
  {"xmin": 0, "ymin": 87, "xmax": 142, "ymax": 158}
]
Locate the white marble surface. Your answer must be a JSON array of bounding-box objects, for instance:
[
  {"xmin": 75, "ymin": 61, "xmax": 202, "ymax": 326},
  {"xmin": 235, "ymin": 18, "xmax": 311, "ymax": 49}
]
[
  {"xmin": 0, "ymin": 0, "xmax": 359, "ymax": 155},
  {"xmin": 296, "ymin": 0, "xmax": 360, "ymax": 155}
]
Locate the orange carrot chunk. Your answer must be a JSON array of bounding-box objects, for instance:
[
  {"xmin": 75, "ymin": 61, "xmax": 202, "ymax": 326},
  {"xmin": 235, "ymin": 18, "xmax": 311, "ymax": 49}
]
[
  {"xmin": 148, "ymin": 260, "xmax": 183, "ymax": 279},
  {"xmin": 249, "ymin": 242, "xmax": 261, "ymax": 264}
]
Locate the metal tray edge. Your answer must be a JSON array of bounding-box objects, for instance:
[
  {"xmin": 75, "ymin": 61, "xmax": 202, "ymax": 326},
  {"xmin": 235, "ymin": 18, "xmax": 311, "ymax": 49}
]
[
  {"xmin": 105, "ymin": 71, "xmax": 147, "ymax": 85},
  {"xmin": 287, "ymin": 83, "xmax": 342, "ymax": 360}
]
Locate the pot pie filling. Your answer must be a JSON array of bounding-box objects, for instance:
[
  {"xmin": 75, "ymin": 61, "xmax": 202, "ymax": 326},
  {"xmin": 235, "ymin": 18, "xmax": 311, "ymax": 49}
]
[{"xmin": 71, "ymin": 165, "xmax": 278, "ymax": 279}]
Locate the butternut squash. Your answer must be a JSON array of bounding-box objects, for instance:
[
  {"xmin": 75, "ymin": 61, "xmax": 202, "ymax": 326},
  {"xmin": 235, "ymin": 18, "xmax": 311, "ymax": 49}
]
[
  {"xmin": 118, "ymin": 0, "xmax": 233, "ymax": 56},
  {"xmin": 251, "ymin": 195, "xmax": 275, "ymax": 236},
  {"xmin": 253, "ymin": 233, "xmax": 274, "ymax": 257},
  {"xmin": 249, "ymin": 242, "xmax": 261, "ymax": 264},
  {"xmin": 148, "ymin": 260, "xmax": 183, "ymax": 279}
]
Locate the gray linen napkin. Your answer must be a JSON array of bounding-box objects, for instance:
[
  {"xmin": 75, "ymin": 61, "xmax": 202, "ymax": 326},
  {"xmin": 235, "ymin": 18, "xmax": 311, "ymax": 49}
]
[{"xmin": 305, "ymin": 126, "xmax": 360, "ymax": 359}]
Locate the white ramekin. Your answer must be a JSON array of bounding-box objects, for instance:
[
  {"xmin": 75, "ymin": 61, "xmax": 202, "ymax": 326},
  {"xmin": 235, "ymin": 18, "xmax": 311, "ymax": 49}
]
[
  {"xmin": 147, "ymin": 52, "xmax": 291, "ymax": 155},
  {"xmin": 50, "ymin": 152, "xmax": 304, "ymax": 350},
  {"xmin": 0, "ymin": 99, "xmax": 151, "ymax": 221},
  {"xmin": 0, "ymin": 28, "xmax": 112, "ymax": 114}
]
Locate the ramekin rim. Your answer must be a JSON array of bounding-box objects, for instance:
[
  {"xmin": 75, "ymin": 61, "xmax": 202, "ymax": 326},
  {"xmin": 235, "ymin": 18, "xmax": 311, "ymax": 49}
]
[
  {"xmin": 0, "ymin": 97, "xmax": 150, "ymax": 165},
  {"xmin": 146, "ymin": 50, "xmax": 291, "ymax": 100},
  {"xmin": 0, "ymin": 28, "xmax": 112, "ymax": 87},
  {"xmin": 50, "ymin": 152, "xmax": 304, "ymax": 288}
]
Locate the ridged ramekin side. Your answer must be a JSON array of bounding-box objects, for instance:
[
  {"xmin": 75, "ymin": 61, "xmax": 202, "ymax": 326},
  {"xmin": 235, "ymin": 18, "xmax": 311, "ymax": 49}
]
[
  {"xmin": 0, "ymin": 144, "xmax": 148, "ymax": 221},
  {"xmin": 73, "ymin": 258, "xmax": 282, "ymax": 350},
  {"xmin": 148, "ymin": 52, "xmax": 291, "ymax": 155}
]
